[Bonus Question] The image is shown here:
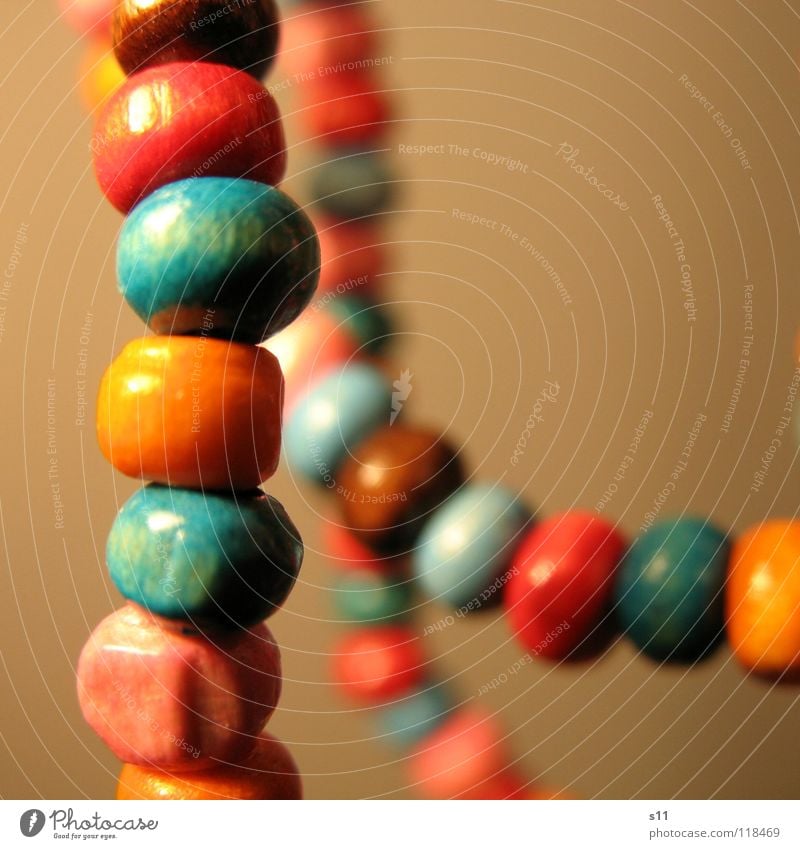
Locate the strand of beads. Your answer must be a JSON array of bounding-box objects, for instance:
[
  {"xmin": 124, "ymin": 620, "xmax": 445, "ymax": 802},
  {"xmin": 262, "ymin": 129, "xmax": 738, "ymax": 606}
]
[
  {"xmin": 67, "ymin": 0, "xmax": 321, "ymax": 799},
  {"xmin": 269, "ymin": 0, "xmax": 800, "ymax": 799}
]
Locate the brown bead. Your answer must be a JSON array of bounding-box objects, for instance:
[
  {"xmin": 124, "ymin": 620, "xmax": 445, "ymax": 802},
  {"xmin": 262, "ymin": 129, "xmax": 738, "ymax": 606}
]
[
  {"xmin": 336, "ymin": 425, "xmax": 463, "ymax": 554},
  {"xmin": 112, "ymin": 0, "xmax": 280, "ymax": 79}
]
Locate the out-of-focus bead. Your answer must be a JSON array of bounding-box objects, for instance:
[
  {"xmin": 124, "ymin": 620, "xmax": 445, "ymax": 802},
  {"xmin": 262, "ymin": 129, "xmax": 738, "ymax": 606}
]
[
  {"xmin": 322, "ymin": 520, "xmax": 399, "ymax": 574},
  {"xmin": 77, "ymin": 604, "xmax": 281, "ymax": 770},
  {"xmin": 327, "ymin": 294, "xmax": 392, "ymax": 353},
  {"xmin": 79, "ymin": 40, "xmax": 125, "ymax": 112},
  {"xmin": 97, "ymin": 336, "xmax": 283, "ymax": 490},
  {"xmin": 309, "ymin": 149, "xmax": 393, "ymax": 220},
  {"xmin": 615, "ymin": 517, "xmax": 729, "ymax": 662},
  {"xmin": 336, "ymin": 426, "xmax": 463, "ymax": 554},
  {"xmin": 298, "ymin": 73, "xmax": 390, "ymax": 145},
  {"xmin": 284, "ymin": 363, "xmax": 391, "ymax": 484},
  {"xmin": 93, "ymin": 62, "xmax": 286, "ymax": 213},
  {"xmin": 116, "ymin": 733, "xmax": 302, "ymax": 800},
  {"xmin": 331, "ymin": 626, "xmax": 425, "ymax": 703},
  {"xmin": 112, "ymin": 0, "xmax": 280, "ymax": 78},
  {"xmin": 332, "ymin": 569, "xmax": 413, "ymax": 624},
  {"xmin": 726, "ymin": 520, "xmax": 800, "ymax": 678},
  {"xmin": 107, "ymin": 485, "xmax": 303, "ymax": 629},
  {"xmin": 58, "ymin": 0, "xmax": 116, "ymax": 38},
  {"xmin": 505, "ymin": 512, "xmax": 625, "ymax": 660},
  {"xmin": 413, "ymin": 485, "xmax": 531, "ymax": 610},
  {"xmin": 316, "ymin": 217, "xmax": 385, "ymax": 295},
  {"xmin": 118, "ymin": 177, "xmax": 319, "ymax": 343},
  {"xmin": 408, "ymin": 709, "xmax": 526, "ymax": 799},
  {"xmin": 376, "ymin": 683, "xmax": 452, "ymax": 750}
]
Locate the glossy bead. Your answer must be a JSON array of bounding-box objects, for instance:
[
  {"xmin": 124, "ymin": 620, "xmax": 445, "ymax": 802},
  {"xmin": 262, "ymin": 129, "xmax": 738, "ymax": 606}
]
[
  {"xmin": 309, "ymin": 149, "xmax": 393, "ymax": 220},
  {"xmin": 316, "ymin": 217, "xmax": 384, "ymax": 295},
  {"xmin": 332, "ymin": 626, "xmax": 425, "ymax": 703},
  {"xmin": 322, "ymin": 520, "xmax": 399, "ymax": 574},
  {"xmin": 58, "ymin": 0, "xmax": 116, "ymax": 37},
  {"xmin": 327, "ymin": 295, "xmax": 392, "ymax": 353},
  {"xmin": 614, "ymin": 518, "xmax": 729, "ymax": 662},
  {"xmin": 408, "ymin": 709, "xmax": 526, "ymax": 800},
  {"xmin": 118, "ymin": 177, "xmax": 319, "ymax": 343},
  {"xmin": 264, "ymin": 309, "xmax": 361, "ymax": 414},
  {"xmin": 79, "ymin": 40, "xmax": 125, "ymax": 112},
  {"xmin": 97, "ymin": 336, "xmax": 282, "ymax": 489},
  {"xmin": 413, "ymin": 485, "xmax": 531, "ymax": 610},
  {"xmin": 107, "ymin": 485, "xmax": 303, "ymax": 628},
  {"xmin": 113, "ymin": 0, "xmax": 280, "ymax": 78},
  {"xmin": 505, "ymin": 512, "xmax": 625, "ymax": 660},
  {"xmin": 376, "ymin": 684, "xmax": 452, "ymax": 749},
  {"xmin": 116, "ymin": 733, "xmax": 301, "ymax": 800},
  {"xmin": 284, "ymin": 364, "xmax": 391, "ymax": 484},
  {"xmin": 726, "ymin": 520, "xmax": 800, "ymax": 677},
  {"xmin": 77, "ymin": 604, "xmax": 281, "ymax": 770},
  {"xmin": 298, "ymin": 74, "xmax": 390, "ymax": 145},
  {"xmin": 333, "ymin": 569, "xmax": 413, "ymax": 624},
  {"xmin": 336, "ymin": 426, "xmax": 464, "ymax": 554},
  {"xmin": 93, "ymin": 62, "xmax": 286, "ymax": 213}
]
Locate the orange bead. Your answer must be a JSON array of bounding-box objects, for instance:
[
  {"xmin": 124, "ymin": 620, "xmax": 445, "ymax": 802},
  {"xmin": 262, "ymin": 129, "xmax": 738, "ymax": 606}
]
[
  {"xmin": 78, "ymin": 40, "xmax": 125, "ymax": 112},
  {"xmin": 97, "ymin": 336, "xmax": 283, "ymax": 490},
  {"xmin": 726, "ymin": 520, "xmax": 800, "ymax": 678},
  {"xmin": 116, "ymin": 733, "xmax": 302, "ymax": 800}
]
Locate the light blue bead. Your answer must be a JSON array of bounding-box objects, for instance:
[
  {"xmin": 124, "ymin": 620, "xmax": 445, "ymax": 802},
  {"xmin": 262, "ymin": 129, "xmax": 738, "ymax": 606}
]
[
  {"xmin": 283, "ymin": 364, "xmax": 391, "ymax": 483},
  {"xmin": 412, "ymin": 484, "xmax": 531, "ymax": 609},
  {"xmin": 375, "ymin": 684, "xmax": 453, "ymax": 749}
]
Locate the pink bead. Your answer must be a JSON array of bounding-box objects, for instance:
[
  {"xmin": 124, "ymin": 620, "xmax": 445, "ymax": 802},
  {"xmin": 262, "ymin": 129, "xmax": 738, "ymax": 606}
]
[
  {"xmin": 58, "ymin": 0, "xmax": 115, "ymax": 38},
  {"xmin": 316, "ymin": 217, "xmax": 385, "ymax": 296},
  {"xmin": 408, "ymin": 709, "xmax": 527, "ymax": 799},
  {"xmin": 77, "ymin": 604, "xmax": 281, "ymax": 770}
]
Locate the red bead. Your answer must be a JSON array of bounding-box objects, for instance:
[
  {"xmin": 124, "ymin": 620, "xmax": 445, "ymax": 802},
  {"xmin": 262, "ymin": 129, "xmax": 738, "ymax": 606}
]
[
  {"xmin": 316, "ymin": 217, "xmax": 385, "ymax": 295},
  {"xmin": 332, "ymin": 626, "xmax": 425, "ymax": 703},
  {"xmin": 93, "ymin": 62, "xmax": 286, "ymax": 213},
  {"xmin": 408, "ymin": 709, "xmax": 527, "ymax": 799},
  {"xmin": 505, "ymin": 512, "xmax": 625, "ymax": 660},
  {"xmin": 322, "ymin": 520, "xmax": 401, "ymax": 574},
  {"xmin": 297, "ymin": 73, "xmax": 390, "ymax": 145},
  {"xmin": 57, "ymin": 0, "xmax": 115, "ymax": 38}
]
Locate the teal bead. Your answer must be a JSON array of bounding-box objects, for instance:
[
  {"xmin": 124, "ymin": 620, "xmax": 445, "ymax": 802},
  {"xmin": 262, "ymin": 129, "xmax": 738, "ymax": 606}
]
[
  {"xmin": 107, "ymin": 484, "xmax": 303, "ymax": 628},
  {"xmin": 333, "ymin": 570, "xmax": 413, "ymax": 624},
  {"xmin": 376, "ymin": 684, "xmax": 453, "ymax": 749},
  {"xmin": 117, "ymin": 177, "xmax": 319, "ymax": 343},
  {"xmin": 327, "ymin": 295, "xmax": 392, "ymax": 353},
  {"xmin": 614, "ymin": 517, "xmax": 730, "ymax": 662},
  {"xmin": 412, "ymin": 485, "xmax": 531, "ymax": 610},
  {"xmin": 310, "ymin": 149, "xmax": 394, "ymax": 220},
  {"xmin": 284, "ymin": 364, "xmax": 391, "ymax": 484}
]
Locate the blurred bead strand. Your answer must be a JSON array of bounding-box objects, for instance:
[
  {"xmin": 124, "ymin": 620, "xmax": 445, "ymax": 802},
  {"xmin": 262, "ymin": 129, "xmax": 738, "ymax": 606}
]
[{"xmin": 61, "ymin": 0, "xmax": 320, "ymax": 799}]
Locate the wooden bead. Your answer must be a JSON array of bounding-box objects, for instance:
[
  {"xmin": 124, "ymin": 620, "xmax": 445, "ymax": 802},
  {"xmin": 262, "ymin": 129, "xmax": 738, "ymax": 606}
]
[
  {"xmin": 77, "ymin": 604, "xmax": 281, "ymax": 770},
  {"xmin": 322, "ymin": 520, "xmax": 400, "ymax": 574},
  {"xmin": 298, "ymin": 73, "xmax": 390, "ymax": 145},
  {"xmin": 118, "ymin": 177, "xmax": 319, "ymax": 343},
  {"xmin": 79, "ymin": 40, "xmax": 125, "ymax": 112},
  {"xmin": 97, "ymin": 336, "xmax": 283, "ymax": 490},
  {"xmin": 408, "ymin": 709, "xmax": 526, "ymax": 799},
  {"xmin": 107, "ymin": 485, "xmax": 303, "ymax": 629},
  {"xmin": 93, "ymin": 62, "xmax": 286, "ymax": 213},
  {"xmin": 58, "ymin": 0, "xmax": 116, "ymax": 38},
  {"xmin": 505, "ymin": 512, "xmax": 625, "ymax": 660},
  {"xmin": 113, "ymin": 0, "xmax": 280, "ymax": 78},
  {"xmin": 336, "ymin": 425, "xmax": 463, "ymax": 554},
  {"xmin": 332, "ymin": 569, "xmax": 413, "ymax": 625},
  {"xmin": 726, "ymin": 520, "xmax": 800, "ymax": 678},
  {"xmin": 376, "ymin": 684, "xmax": 452, "ymax": 750},
  {"xmin": 310, "ymin": 148, "xmax": 393, "ymax": 220},
  {"xmin": 327, "ymin": 295, "xmax": 392, "ymax": 353},
  {"xmin": 332, "ymin": 626, "xmax": 425, "ymax": 703},
  {"xmin": 116, "ymin": 733, "xmax": 302, "ymax": 800},
  {"xmin": 316, "ymin": 217, "xmax": 385, "ymax": 295}
]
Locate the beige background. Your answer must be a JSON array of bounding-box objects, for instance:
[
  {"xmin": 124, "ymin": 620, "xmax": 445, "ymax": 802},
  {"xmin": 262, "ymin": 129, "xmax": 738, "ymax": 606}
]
[{"xmin": 1, "ymin": 0, "xmax": 799, "ymax": 799}]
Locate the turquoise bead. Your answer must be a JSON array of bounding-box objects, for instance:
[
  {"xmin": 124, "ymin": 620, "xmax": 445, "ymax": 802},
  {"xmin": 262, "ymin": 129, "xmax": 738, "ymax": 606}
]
[
  {"xmin": 412, "ymin": 485, "xmax": 531, "ymax": 610},
  {"xmin": 310, "ymin": 149, "xmax": 394, "ymax": 220},
  {"xmin": 333, "ymin": 570, "xmax": 413, "ymax": 624},
  {"xmin": 284, "ymin": 364, "xmax": 391, "ymax": 483},
  {"xmin": 614, "ymin": 517, "xmax": 729, "ymax": 662},
  {"xmin": 117, "ymin": 177, "xmax": 319, "ymax": 343},
  {"xmin": 376, "ymin": 684, "xmax": 453, "ymax": 749},
  {"xmin": 327, "ymin": 295, "xmax": 392, "ymax": 353},
  {"xmin": 107, "ymin": 484, "xmax": 303, "ymax": 628}
]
